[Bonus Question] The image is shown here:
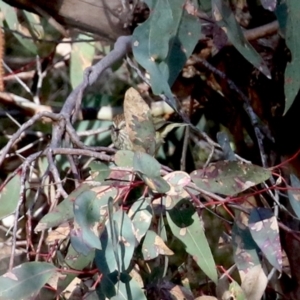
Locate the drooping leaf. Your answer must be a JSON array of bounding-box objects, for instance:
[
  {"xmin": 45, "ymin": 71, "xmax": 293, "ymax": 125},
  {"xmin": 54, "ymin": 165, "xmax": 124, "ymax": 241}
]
[
  {"xmin": 142, "ymin": 230, "xmax": 174, "ymax": 260},
  {"xmin": 132, "ymin": 0, "xmax": 201, "ymax": 109},
  {"xmin": 190, "ymin": 161, "xmax": 271, "ymax": 196},
  {"xmin": 128, "ymin": 198, "xmax": 152, "ymax": 242},
  {"xmin": 276, "ymin": 0, "xmax": 300, "ymax": 114},
  {"xmin": 70, "ymin": 33, "xmax": 95, "ymax": 88},
  {"xmin": 166, "ymin": 200, "xmax": 218, "ymax": 283},
  {"xmin": 35, "ymin": 184, "xmax": 90, "ymax": 231},
  {"xmin": 212, "ymin": 0, "xmax": 270, "ymax": 78},
  {"xmin": 248, "ymin": 207, "xmax": 282, "ymax": 271},
  {"xmin": 288, "ymin": 174, "xmax": 300, "ymax": 219},
  {"xmin": 95, "ymin": 210, "xmax": 136, "ymax": 275},
  {"xmin": 0, "ymin": 262, "xmax": 56, "ymax": 300}
]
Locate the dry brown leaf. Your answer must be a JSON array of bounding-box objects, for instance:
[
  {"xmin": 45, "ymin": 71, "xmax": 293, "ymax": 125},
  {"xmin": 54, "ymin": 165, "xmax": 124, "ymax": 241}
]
[{"xmin": 46, "ymin": 223, "xmax": 70, "ymax": 244}]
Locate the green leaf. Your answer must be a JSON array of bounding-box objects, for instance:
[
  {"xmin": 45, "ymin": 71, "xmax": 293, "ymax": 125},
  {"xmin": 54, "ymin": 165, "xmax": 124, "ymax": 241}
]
[
  {"xmin": 132, "ymin": 0, "xmax": 201, "ymax": 107},
  {"xmin": 35, "ymin": 184, "xmax": 91, "ymax": 231},
  {"xmin": 190, "ymin": 161, "xmax": 271, "ymax": 196},
  {"xmin": 0, "ymin": 174, "xmax": 22, "ymax": 220},
  {"xmin": 70, "ymin": 34, "xmax": 95, "ymax": 88},
  {"xmin": 166, "ymin": 200, "xmax": 218, "ymax": 283},
  {"xmin": 115, "ymin": 150, "xmax": 134, "ymax": 168},
  {"xmin": 95, "ymin": 210, "xmax": 136, "ymax": 275},
  {"xmin": 276, "ymin": 0, "xmax": 300, "ymax": 114},
  {"xmin": 248, "ymin": 207, "xmax": 282, "ymax": 272},
  {"xmin": 288, "ymin": 174, "xmax": 300, "ymax": 219},
  {"xmin": 88, "ymin": 161, "xmax": 110, "ymax": 182},
  {"xmin": 0, "ymin": 262, "xmax": 56, "ymax": 300},
  {"xmin": 128, "ymin": 198, "xmax": 152, "ymax": 242},
  {"xmin": 73, "ymin": 190, "xmax": 102, "ymax": 251},
  {"xmin": 212, "ymin": 0, "xmax": 270, "ymax": 78},
  {"xmin": 133, "ymin": 151, "xmax": 161, "ymax": 177}
]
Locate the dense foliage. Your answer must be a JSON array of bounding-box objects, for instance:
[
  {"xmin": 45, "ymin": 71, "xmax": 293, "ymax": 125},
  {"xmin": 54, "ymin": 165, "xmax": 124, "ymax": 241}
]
[{"xmin": 1, "ymin": 0, "xmax": 300, "ymax": 299}]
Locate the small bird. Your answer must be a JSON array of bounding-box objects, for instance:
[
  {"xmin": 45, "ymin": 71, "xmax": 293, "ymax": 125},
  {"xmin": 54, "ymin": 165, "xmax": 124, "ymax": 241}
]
[
  {"xmin": 111, "ymin": 113, "xmax": 186, "ymax": 152},
  {"xmin": 110, "ymin": 114, "xmax": 133, "ymax": 150}
]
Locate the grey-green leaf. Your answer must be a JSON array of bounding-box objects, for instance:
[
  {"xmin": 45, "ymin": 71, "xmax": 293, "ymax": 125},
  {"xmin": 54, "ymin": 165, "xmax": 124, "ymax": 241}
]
[{"xmin": 0, "ymin": 262, "xmax": 56, "ymax": 300}]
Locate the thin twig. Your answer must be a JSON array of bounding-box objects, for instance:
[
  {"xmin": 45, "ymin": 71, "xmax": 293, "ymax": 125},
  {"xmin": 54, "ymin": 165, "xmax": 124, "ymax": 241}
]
[{"xmin": 9, "ymin": 152, "xmax": 42, "ymax": 270}]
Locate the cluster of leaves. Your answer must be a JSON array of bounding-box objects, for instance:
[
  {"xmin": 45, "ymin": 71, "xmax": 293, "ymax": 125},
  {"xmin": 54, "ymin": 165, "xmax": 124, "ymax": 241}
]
[
  {"xmin": 1, "ymin": 148, "xmax": 277, "ymax": 299},
  {"xmin": 1, "ymin": 0, "xmax": 300, "ymax": 299}
]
